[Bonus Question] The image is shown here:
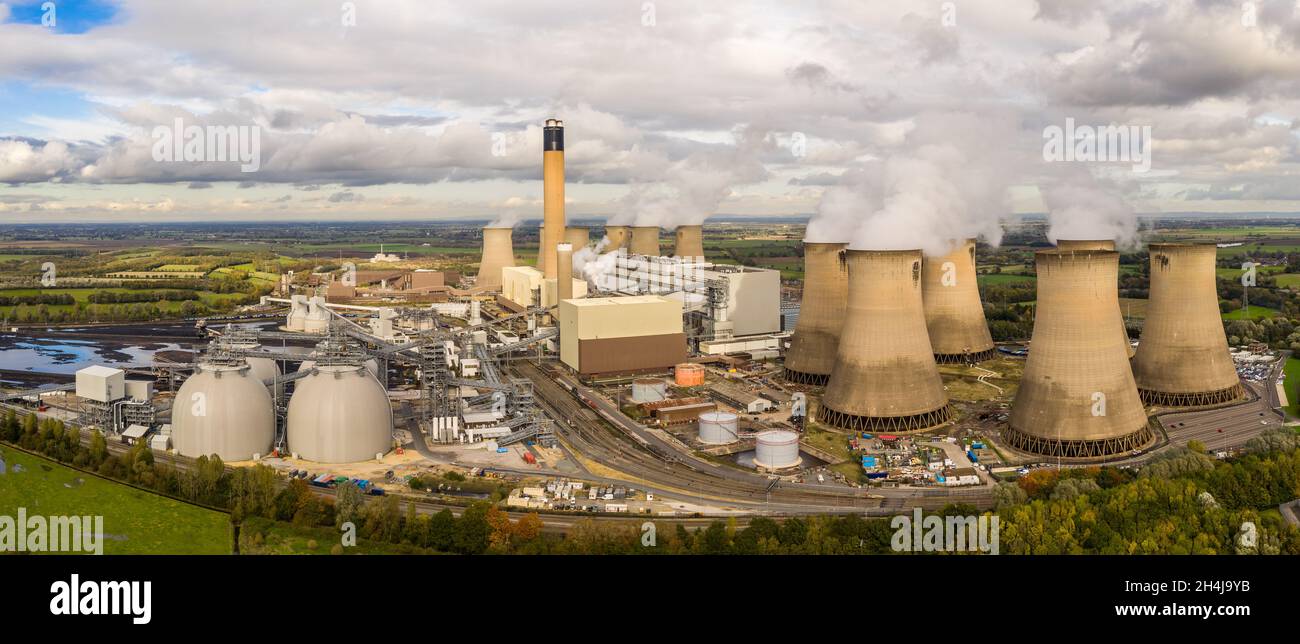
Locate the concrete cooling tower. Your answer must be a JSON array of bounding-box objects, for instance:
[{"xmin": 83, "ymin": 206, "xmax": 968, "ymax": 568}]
[
  {"xmin": 817, "ymin": 249, "xmax": 953, "ymax": 431},
  {"xmin": 564, "ymin": 226, "xmax": 590, "ymax": 250},
  {"xmin": 1132, "ymin": 243, "xmax": 1244, "ymax": 406},
  {"xmin": 172, "ymin": 361, "xmax": 275, "ymax": 462},
  {"xmin": 604, "ymin": 225, "xmax": 630, "ymax": 252},
  {"xmin": 1055, "ymin": 239, "xmax": 1133, "ymax": 357},
  {"xmin": 674, "ymin": 225, "xmax": 705, "ymax": 259},
  {"xmin": 477, "ymin": 226, "xmax": 517, "ymax": 291},
  {"xmin": 783, "ymin": 242, "xmax": 848, "ymax": 385},
  {"xmin": 922, "ymin": 239, "xmax": 996, "ymax": 363},
  {"xmin": 631, "ymin": 226, "xmax": 661, "ymax": 256},
  {"xmin": 287, "ymin": 364, "xmax": 393, "ymax": 463},
  {"xmin": 1005, "ymin": 250, "xmax": 1152, "ymax": 458}
]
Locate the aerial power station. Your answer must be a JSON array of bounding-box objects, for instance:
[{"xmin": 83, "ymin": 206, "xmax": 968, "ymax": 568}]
[{"xmin": 26, "ymin": 116, "xmax": 1267, "ymax": 526}]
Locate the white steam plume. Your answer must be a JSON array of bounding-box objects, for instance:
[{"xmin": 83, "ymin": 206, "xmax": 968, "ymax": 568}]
[{"xmin": 1042, "ymin": 168, "xmax": 1142, "ymax": 250}]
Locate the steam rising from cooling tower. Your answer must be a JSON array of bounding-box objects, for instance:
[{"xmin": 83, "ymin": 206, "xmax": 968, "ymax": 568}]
[
  {"xmin": 1005, "ymin": 250, "xmax": 1152, "ymax": 458},
  {"xmin": 631, "ymin": 226, "xmax": 661, "ymax": 256},
  {"xmin": 922, "ymin": 239, "xmax": 996, "ymax": 363},
  {"xmin": 1043, "ymin": 168, "xmax": 1141, "ymax": 250},
  {"xmin": 806, "ymin": 111, "xmax": 1018, "ymax": 254},
  {"xmin": 817, "ymin": 249, "xmax": 952, "ymax": 431},
  {"xmin": 783, "ymin": 242, "xmax": 847, "ymax": 385},
  {"xmin": 1132, "ymin": 244, "xmax": 1244, "ymax": 406},
  {"xmin": 674, "ymin": 224, "xmax": 705, "ymax": 259},
  {"xmin": 477, "ymin": 226, "xmax": 517, "ymax": 291},
  {"xmin": 541, "ymin": 118, "xmax": 566, "ymax": 280}
]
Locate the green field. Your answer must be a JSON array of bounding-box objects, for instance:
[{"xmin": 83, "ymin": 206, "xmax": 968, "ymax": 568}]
[
  {"xmin": 978, "ymin": 273, "xmax": 1035, "ymax": 285},
  {"xmin": 1222, "ymin": 305, "xmax": 1279, "ymax": 320},
  {"xmin": 0, "ymin": 447, "xmax": 232, "ymax": 554},
  {"xmin": 237, "ymin": 516, "xmax": 441, "ymax": 555},
  {"xmin": 1283, "ymin": 357, "xmax": 1300, "ymax": 417}
]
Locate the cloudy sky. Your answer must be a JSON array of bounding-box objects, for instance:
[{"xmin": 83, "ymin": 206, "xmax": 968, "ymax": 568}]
[{"xmin": 0, "ymin": 0, "xmax": 1298, "ymax": 228}]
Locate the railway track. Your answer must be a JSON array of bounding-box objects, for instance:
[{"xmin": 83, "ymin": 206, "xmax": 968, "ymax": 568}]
[{"xmin": 512, "ymin": 362, "xmax": 995, "ymax": 514}]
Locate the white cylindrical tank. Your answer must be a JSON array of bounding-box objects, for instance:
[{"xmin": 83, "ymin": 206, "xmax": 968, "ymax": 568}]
[
  {"xmin": 286, "ymin": 294, "xmax": 308, "ymax": 331},
  {"xmin": 697, "ymin": 411, "xmax": 739, "ymax": 445},
  {"xmin": 303, "ymin": 296, "xmax": 330, "ymax": 334},
  {"xmin": 172, "ymin": 362, "xmax": 275, "ymax": 462},
  {"xmin": 630, "ymin": 378, "xmax": 667, "ymax": 403},
  {"xmin": 287, "ymin": 364, "xmax": 393, "ymax": 463},
  {"xmin": 754, "ymin": 430, "xmax": 800, "ymax": 469}
]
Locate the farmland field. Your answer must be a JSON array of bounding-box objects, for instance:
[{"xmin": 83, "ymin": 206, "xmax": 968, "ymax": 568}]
[{"xmin": 0, "ymin": 447, "xmax": 231, "ymax": 554}]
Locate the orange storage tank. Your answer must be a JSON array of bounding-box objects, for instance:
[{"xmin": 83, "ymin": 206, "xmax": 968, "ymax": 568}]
[{"xmin": 674, "ymin": 363, "xmax": 705, "ymax": 387}]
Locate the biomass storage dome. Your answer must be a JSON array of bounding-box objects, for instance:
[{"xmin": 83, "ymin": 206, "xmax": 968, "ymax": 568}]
[
  {"xmin": 224, "ymin": 340, "xmax": 282, "ymax": 395},
  {"xmin": 754, "ymin": 430, "xmax": 800, "ymax": 469},
  {"xmin": 697, "ymin": 411, "xmax": 739, "ymax": 445},
  {"xmin": 784, "ymin": 242, "xmax": 848, "ymax": 385},
  {"xmin": 287, "ymin": 364, "xmax": 393, "ymax": 463},
  {"xmin": 1005, "ymin": 250, "xmax": 1151, "ymax": 458},
  {"xmin": 172, "ymin": 361, "xmax": 275, "ymax": 462}
]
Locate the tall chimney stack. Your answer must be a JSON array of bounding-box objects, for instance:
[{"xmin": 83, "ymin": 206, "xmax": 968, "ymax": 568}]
[
  {"xmin": 556, "ymin": 243, "xmax": 574, "ymax": 302},
  {"xmin": 542, "ymin": 119, "xmax": 566, "ymax": 279},
  {"xmin": 1056, "ymin": 238, "xmax": 1133, "ymax": 357},
  {"xmin": 1132, "ymin": 243, "xmax": 1243, "ymax": 406},
  {"xmin": 922, "ymin": 239, "xmax": 996, "ymax": 363},
  {"xmin": 674, "ymin": 225, "xmax": 705, "ymax": 259},
  {"xmin": 604, "ymin": 225, "xmax": 630, "ymax": 252},
  {"xmin": 564, "ymin": 226, "xmax": 590, "ymax": 250},
  {"xmin": 477, "ymin": 226, "xmax": 516, "ymax": 291},
  {"xmin": 1005, "ymin": 249, "xmax": 1151, "ymax": 458},
  {"xmin": 631, "ymin": 226, "xmax": 661, "ymax": 256},
  {"xmin": 817, "ymin": 249, "xmax": 953, "ymax": 431},
  {"xmin": 783, "ymin": 242, "xmax": 847, "ymax": 385}
]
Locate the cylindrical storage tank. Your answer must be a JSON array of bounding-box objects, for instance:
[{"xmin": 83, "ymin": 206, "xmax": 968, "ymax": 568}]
[
  {"xmin": 784, "ymin": 241, "xmax": 848, "ymax": 385},
  {"xmin": 630, "ymin": 226, "xmax": 661, "ymax": 257},
  {"xmin": 1055, "ymin": 239, "xmax": 1133, "ymax": 357},
  {"xmin": 631, "ymin": 378, "xmax": 668, "ymax": 403},
  {"xmin": 922, "ymin": 239, "xmax": 996, "ymax": 364},
  {"xmin": 303, "ymin": 296, "xmax": 330, "ymax": 334},
  {"xmin": 1132, "ymin": 243, "xmax": 1244, "ymax": 406},
  {"xmin": 754, "ymin": 430, "xmax": 800, "ymax": 468},
  {"xmin": 172, "ymin": 361, "xmax": 275, "ymax": 462},
  {"xmin": 817, "ymin": 249, "xmax": 952, "ymax": 432},
  {"xmin": 287, "ymin": 364, "xmax": 393, "ymax": 463},
  {"xmin": 674, "ymin": 363, "xmax": 705, "ymax": 387},
  {"xmin": 564, "ymin": 226, "xmax": 590, "ymax": 250},
  {"xmin": 1006, "ymin": 249, "xmax": 1151, "ymax": 458},
  {"xmin": 604, "ymin": 225, "xmax": 630, "ymax": 252},
  {"xmin": 697, "ymin": 411, "xmax": 738, "ymax": 445},
  {"xmin": 674, "ymin": 224, "xmax": 705, "ymax": 259},
  {"xmin": 286, "ymin": 295, "xmax": 308, "ymax": 331}
]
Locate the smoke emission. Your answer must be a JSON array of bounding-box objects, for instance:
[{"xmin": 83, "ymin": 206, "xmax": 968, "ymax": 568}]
[
  {"xmin": 1042, "ymin": 167, "xmax": 1142, "ymax": 250},
  {"xmin": 807, "ymin": 111, "xmax": 1021, "ymax": 256},
  {"xmin": 609, "ymin": 126, "xmax": 772, "ymax": 229}
]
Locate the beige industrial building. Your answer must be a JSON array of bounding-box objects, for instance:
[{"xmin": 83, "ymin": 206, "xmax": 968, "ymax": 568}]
[
  {"xmin": 499, "ymin": 265, "xmax": 588, "ymax": 312},
  {"xmin": 922, "ymin": 239, "xmax": 996, "ymax": 363},
  {"xmin": 817, "ymin": 249, "xmax": 952, "ymax": 432},
  {"xmin": 558, "ymin": 296, "xmax": 687, "ymax": 375},
  {"xmin": 1005, "ymin": 249, "xmax": 1151, "ymax": 458},
  {"xmin": 1131, "ymin": 243, "xmax": 1244, "ymax": 406},
  {"xmin": 701, "ymin": 265, "xmax": 781, "ymax": 337},
  {"xmin": 784, "ymin": 242, "xmax": 847, "ymax": 384}
]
